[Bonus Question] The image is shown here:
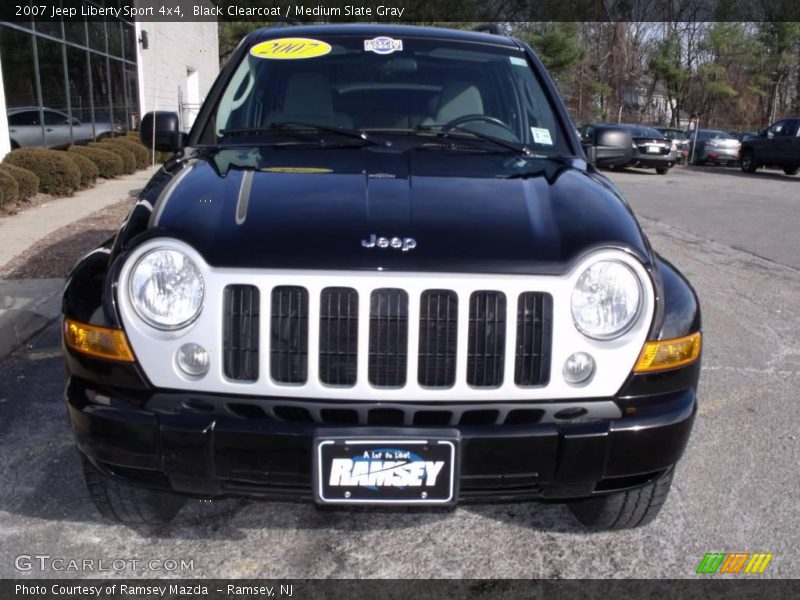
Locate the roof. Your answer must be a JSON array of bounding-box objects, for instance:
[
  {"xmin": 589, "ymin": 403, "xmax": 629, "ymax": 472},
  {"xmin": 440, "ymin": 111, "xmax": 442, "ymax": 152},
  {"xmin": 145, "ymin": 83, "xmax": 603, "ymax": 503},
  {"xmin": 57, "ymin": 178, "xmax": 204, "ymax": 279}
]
[{"xmin": 244, "ymin": 23, "xmax": 519, "ymax": 49}]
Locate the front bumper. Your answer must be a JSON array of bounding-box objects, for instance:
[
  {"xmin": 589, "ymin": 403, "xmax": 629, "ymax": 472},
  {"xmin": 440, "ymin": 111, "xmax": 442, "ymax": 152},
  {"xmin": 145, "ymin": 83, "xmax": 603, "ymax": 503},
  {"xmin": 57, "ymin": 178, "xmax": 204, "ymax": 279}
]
[
  {"xmin": 700, "ymin": 148, "xmax": 739, "ymax": 162},
  {"xmin": 631, "ymin": 154, "xmax": 675, "ymax": 169},
  {"xmin": 66, "ymin": 377, "xmax": 697, "ymax": 502}
]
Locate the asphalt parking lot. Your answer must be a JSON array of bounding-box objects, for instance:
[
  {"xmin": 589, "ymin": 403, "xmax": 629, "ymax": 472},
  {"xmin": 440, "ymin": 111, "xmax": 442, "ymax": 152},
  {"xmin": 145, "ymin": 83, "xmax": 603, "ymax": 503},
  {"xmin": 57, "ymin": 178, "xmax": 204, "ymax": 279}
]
[{"xmin": 0, "ymin": 163, "xmax": 798, "ymax": 579}]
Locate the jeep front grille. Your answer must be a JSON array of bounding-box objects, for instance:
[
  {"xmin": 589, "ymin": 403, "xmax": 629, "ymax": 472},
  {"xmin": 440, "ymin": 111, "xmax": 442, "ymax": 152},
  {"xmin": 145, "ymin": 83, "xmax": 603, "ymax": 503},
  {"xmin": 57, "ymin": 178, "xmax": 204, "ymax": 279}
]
[
  {"xmin": 467, "ymin": 291, "xmax": 507, "ymax": 387},
  {"xmin": 269, "ymin": 286, "xmax": 308, "ymax": 384},
  {"xmin": 368, "ymin": 288, "xmax": 409, "ymax": 388},
  {"xmin": 222, "ymin": 285, "xmax": 260, "ymax": 381},
  {"xmin": 417, "ymin": 290, "xmax": 458, "ymax": 387},
  {"xmin": 121, "ymin": 243, "xmax": 655, "ymax": 401},
  {"xmin": 318, "ymin": 287, "xmax": 359, "ymax": 386},
  {"xmin": 224, "ymin": 285, "xmax": 551, "ymax": 390},
  {"xmin": 515, "ymin": 292, "xmax": 553, "ymax": 387}
]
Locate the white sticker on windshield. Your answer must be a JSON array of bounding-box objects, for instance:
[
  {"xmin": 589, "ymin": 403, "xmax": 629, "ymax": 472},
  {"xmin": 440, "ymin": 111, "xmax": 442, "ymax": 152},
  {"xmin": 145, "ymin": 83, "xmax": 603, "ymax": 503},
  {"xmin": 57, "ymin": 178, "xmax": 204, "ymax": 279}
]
[
  {"xmin": 364, "ymin": 37, "xmax": 403, "ymax": 54},
  {"xmin": 531, "ymin": 127, "xmax": 553, "ymax": 145},
  {"xmin": 509, "ymin": 56, "xmax": 528, "ymax": 66}
]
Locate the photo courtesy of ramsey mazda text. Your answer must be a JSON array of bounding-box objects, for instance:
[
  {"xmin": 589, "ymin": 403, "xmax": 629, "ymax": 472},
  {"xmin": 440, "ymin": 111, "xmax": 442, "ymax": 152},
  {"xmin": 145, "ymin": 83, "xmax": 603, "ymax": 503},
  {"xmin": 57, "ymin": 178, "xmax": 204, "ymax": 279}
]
[{"xmin": 62, "ymin": 22, "xmax": 701, "ymax": 533}]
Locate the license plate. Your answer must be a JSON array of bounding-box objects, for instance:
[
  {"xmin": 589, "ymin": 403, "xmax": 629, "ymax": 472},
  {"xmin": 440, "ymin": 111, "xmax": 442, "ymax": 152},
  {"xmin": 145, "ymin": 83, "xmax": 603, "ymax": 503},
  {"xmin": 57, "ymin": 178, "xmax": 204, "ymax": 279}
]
[
  {"xmin": 646, "ymin": 145, "xmax": 661, "ymax": 153},
  {"xmin": 314, "ymin": 431, "xmax": 458, "ymax": 505}
]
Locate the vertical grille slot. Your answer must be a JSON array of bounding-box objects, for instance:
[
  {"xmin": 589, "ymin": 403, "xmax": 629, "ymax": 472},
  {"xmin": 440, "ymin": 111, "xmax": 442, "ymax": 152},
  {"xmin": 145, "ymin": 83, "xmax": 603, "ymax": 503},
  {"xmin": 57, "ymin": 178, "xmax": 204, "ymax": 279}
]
[
  {"xmin": 270, "ymin": 286, "xmax": 309, "ymax": 384},
  {"xmin": 368, "ymin": 288, "xmax": 408, "ymax": 387},
  {"xmin": 467, "ymin": 291, "xmax": 506, "ymax": 387},
  {"xmin": 319, "ymin": 287, "xmax": 359, "ymax": 386},
  {"xmin": 418, "ymin": 290, "xmax": 458, "ymax": 387},
  {"xmin": 515, "ymin": 292, "xmax": 553, "ymax": 387},
  {"xmin": 223, "ymin": 285, "xmax": 260, "ymax": 382}
]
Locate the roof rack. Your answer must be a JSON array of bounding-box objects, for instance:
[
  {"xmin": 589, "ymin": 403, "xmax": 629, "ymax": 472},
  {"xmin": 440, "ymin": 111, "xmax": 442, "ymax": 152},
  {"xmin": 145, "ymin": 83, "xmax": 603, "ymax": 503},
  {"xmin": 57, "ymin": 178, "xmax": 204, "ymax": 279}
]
[{"xmin": 472, "ymin": 24, "xmax": 502, "ymax": 35}]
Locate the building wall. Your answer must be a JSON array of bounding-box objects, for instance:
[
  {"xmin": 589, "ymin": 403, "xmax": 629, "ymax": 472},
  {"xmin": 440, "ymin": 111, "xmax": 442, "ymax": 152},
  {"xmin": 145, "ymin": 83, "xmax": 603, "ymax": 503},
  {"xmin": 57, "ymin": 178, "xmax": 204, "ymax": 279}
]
[{"xmin": 135, "ymin": 20, "xmax": 219, "ymax": 131}]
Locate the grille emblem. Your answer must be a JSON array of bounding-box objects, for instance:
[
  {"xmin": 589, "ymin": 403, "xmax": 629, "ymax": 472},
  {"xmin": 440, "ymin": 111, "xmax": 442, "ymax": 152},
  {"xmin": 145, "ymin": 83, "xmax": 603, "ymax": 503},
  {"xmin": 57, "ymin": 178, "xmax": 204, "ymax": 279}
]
[{"xmin": 361, "ymin": 234, "xmax": 417, "ymax": 252}]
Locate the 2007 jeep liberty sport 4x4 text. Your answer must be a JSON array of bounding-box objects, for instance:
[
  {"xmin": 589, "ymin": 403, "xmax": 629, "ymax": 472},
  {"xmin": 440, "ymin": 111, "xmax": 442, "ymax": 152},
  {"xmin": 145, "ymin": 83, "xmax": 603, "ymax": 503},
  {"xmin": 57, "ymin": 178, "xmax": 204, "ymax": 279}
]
[{"xmin": 62, "ymin": 24, "xmax": 701, "ymax": 530}]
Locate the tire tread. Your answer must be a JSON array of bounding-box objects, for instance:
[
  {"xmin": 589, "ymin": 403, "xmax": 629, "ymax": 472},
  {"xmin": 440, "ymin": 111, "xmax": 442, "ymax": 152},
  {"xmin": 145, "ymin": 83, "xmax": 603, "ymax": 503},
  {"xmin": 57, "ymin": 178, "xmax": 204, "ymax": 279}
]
[
  {"xmin": 569, "ymin": 468, "xmax": 674, "ymax": 530},
  {"xmin": 82, "ymin": 456, "xmax": 185, "ymax": 524}
]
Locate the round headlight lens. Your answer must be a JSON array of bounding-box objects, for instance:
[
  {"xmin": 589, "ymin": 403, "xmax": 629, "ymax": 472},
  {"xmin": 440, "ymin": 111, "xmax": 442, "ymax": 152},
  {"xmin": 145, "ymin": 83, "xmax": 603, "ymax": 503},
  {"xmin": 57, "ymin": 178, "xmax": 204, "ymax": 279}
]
[
  {"xmin": 571, "ymin": 260, "xmax": 642, "ymax": 340},
  {"xmin": 129, "ymin": 248, "xmax": 204, "ymax": 329}
]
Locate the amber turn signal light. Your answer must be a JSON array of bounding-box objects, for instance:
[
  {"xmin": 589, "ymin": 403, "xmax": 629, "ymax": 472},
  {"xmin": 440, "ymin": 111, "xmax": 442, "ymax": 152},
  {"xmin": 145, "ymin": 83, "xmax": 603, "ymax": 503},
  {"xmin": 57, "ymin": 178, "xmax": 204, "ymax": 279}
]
[
  {"xmin": 64, "ymin": 318, "xmax": 135, "ymax": 362},
  {"xmin": 633, "ymin": 332, "xmax": 701, "ymax": 373}
]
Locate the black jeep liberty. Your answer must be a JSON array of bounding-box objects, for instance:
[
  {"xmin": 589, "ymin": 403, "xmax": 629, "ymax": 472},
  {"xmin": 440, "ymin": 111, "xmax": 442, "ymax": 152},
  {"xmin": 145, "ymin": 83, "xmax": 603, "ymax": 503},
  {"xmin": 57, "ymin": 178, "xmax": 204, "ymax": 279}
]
[{"xmin": 62, "ymin": 24, "xmax": 701, "ymax": 530}]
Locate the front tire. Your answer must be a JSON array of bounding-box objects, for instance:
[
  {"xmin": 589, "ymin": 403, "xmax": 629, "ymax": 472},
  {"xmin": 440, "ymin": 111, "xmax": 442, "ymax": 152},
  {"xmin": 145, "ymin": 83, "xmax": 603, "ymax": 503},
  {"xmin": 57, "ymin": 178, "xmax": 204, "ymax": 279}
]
[
  {"xmin": 82, "ymin": 455, "xmax": 186, "ymax": 524},
  {"xmin": 740, "ymin": 150, "xmax": 757, "ymax": 173},
  {"xmin": 783, "ymin": 166, "xmax": 799, "ymax": 176},
  {"xmin": 569, "ymin": 468, "xmax": 674, "ymax": 530},
  {"xmin": 655, "ymin": 167, "xmax": 669, "ymax": 175}
]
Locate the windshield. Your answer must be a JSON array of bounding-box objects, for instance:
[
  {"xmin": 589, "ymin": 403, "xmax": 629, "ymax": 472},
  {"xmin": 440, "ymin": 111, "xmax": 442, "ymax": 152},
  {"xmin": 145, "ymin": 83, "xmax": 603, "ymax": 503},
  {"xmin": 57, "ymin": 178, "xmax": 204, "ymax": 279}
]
[
  {"xmin": 696, "ymin": 130, "xmax": 731, "ymax": 140},
  {"xmin": 203, "ymin": 34, "xmax": 569, "ymax": 152},
  {"xmin": 627, "ymin": 126, "xmax": 664, "ymax": 138}
]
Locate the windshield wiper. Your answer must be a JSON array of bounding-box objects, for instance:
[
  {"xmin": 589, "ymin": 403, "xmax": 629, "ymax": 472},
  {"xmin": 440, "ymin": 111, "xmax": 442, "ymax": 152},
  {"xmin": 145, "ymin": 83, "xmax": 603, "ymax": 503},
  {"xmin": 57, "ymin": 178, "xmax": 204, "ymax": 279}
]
[
  {"xmin": 416, "ymin": 123, "xmax": 531, "ymax": 155},
  {"xmin": 505, "ymin": 154, "xmax": 578, "ymax": 178},
  {"xmin": 220, "ymin": 122, "xmax": 385, "ymax": 146}
]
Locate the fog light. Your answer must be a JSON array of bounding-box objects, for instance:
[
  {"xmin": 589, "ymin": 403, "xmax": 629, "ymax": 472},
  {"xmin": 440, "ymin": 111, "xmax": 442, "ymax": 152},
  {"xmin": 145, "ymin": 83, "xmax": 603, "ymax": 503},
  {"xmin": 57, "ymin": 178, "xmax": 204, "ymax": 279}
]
[
  {"xmin": 563, "ymin": 352, "xmax": 595, "ymax": 384},
  {"xmin": 176, "ymin": 343, "xmax": 210, "ymax": 377}
]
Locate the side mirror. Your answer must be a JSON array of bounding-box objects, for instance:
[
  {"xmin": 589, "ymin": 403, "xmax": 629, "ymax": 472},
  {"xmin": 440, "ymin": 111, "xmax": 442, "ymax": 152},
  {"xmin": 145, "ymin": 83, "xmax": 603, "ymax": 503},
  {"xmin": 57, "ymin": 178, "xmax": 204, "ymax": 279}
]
[
  {"xmin": 759, "ymin": 128, "xmax": 767, "ymax": 137},
  {"xmin": 140, "ymin": 111, "xmax": 184, "ymax": 152},
  {"xmin": 586, "ymin": 126, "xmax": 633, "ymax": 168}
]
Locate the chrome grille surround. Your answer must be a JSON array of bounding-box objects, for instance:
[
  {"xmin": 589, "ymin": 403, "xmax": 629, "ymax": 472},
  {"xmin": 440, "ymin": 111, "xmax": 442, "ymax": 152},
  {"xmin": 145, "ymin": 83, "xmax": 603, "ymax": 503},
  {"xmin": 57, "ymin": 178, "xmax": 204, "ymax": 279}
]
[{"xmin": 116, "ymin": 238, "xmax": 655, "ymax": 402}]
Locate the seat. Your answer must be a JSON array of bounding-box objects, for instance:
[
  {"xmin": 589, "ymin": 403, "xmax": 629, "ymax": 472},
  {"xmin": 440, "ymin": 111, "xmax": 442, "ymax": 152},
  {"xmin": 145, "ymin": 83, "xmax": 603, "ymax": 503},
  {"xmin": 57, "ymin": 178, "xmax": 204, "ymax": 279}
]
[
  {"xmin": 265, "ymin": 72, "xmax": 353, "ymax": 129},
  {"xmin": 433, "ymin": 79, "xmax": 484, "ymax": 124}
]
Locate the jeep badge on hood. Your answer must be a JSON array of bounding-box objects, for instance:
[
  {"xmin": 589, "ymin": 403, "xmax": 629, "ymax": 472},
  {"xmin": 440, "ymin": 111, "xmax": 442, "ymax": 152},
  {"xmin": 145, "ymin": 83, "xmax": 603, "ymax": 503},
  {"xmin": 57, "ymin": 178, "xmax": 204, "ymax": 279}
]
[{"xmin": 361, "ymin": 234, "xmax": 417, "ymax": 251}]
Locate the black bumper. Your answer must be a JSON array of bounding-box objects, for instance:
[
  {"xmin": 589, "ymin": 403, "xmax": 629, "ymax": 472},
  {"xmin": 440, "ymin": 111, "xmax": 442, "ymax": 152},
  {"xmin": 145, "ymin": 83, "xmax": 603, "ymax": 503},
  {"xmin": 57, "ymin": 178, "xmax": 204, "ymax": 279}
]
[
  {"xmin": 66, "ymin": 377, "xmax": 697, "ymax": 503},
  {"xmin": 631, "ymin": 155, "xmax": 674, "ymax": 169}
]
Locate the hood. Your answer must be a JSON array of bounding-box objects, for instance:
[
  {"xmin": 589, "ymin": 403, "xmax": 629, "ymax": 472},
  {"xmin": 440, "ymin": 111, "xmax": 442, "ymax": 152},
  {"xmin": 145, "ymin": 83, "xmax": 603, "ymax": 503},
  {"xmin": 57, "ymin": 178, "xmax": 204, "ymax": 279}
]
[{"xmin": 141, "ymin": 146, "xmax": 650, "ymax": 274}]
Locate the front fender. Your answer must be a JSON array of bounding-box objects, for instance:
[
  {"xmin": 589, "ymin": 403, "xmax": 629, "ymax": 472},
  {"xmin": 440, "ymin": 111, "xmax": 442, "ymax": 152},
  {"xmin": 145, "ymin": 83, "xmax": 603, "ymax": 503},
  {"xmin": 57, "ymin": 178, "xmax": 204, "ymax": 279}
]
[
  {"xmin": 617, "ymin": 255, "xmax": 701, "ymax": 403},
  {"xmin": 62, "ymin": 240, "xmax": 151, "ymax": 392}
]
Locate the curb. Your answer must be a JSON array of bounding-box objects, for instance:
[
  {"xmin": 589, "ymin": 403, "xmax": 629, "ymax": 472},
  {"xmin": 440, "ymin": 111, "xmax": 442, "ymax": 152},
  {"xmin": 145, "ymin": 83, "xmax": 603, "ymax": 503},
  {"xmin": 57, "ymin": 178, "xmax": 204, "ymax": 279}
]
[{"xmin": 0, "ymin": 278, "xmax": 65, "ymax": 360}]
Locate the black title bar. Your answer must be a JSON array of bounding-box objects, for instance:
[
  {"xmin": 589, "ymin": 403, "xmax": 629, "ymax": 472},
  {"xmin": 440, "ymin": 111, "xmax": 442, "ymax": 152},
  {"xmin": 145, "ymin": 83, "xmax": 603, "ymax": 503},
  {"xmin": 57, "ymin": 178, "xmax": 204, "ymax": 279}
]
[
  {"xmin": 4, "ymin": 579, "xmax": 800, "ymax": 600},
  {"xmin": 2, "ymin": 0, "xmax": 800, "ymax": 22}
]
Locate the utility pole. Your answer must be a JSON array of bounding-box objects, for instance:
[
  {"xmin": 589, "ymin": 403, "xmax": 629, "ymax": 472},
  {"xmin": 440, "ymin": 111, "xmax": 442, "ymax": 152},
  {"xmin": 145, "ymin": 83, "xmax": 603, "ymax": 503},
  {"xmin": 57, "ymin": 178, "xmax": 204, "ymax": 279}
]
[
  {"xmin": 769, "ymin": 77, "xmax": 780, "ymax": 124},
  {"xmin": 689, "ymin": 113, "xmax": 700, "ymax": 166}
]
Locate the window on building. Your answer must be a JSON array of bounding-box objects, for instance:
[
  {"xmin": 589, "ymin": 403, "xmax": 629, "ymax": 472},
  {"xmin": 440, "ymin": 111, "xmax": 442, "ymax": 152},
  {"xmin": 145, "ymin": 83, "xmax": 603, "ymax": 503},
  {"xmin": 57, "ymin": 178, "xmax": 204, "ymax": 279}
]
[
  {"xmin": 66, "ymin": 46, "xmax": 92, "ymax": 124},
  {"xmin": 64, "ymin": 18, "xmax": 87, "ymax": 46},
  {"xmin": 87, "ymin": 11, "xmax": 107, "ymax": 52},
  {"xmin": 0, "ymin": 28, "xmax": 38, "ymax": 109},
  {"xmin": 90, "ymin": 52, "xmax": 112, "ymax": 133},
  {"xmin": 2, "ymin": 15, "xmax": 139, "ymax": 150},
  {"xmin": 110, "ymin": 59, "xmax": 128, "ymax": 132}
]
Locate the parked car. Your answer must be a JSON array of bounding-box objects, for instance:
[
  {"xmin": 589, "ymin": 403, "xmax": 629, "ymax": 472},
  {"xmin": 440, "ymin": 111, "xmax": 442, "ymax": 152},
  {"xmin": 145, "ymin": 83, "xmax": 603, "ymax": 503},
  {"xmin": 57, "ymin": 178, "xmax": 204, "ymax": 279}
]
[
  {"xmin": 583, "ymin": 123, "xmax": 675, "ymax": 174},
  {"xmin": 63, "ymin": 24, "xmax": 701, "ymax": 530},
  {"xmin": 7, "ymin": 106, "xmax": 97, "ymax": 148},
  {"xmin": 740, "ymin": 118, "xmax": 800, "ymax": 176},
  {"xmin": 655, "ymin": 127, "xmax": 689, "ymax": 163},
  {"xmin": 728, "ymin": 130, "xmax": 758, "ymax": 144},
  {"xmin": 79, "ymin": 111, "xmax": 129, "ymax": 139},
  {"xmin": 686, "ymin": 129, "xmax": 740, "ymax": 166}
]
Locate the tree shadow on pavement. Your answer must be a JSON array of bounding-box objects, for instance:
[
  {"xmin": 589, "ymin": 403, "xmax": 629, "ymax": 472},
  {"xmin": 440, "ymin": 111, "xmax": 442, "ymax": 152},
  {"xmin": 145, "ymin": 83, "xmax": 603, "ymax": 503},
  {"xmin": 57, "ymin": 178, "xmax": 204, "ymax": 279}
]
[{"xmin": 1, "ymin": 229, "xmax": 115, "ymax": 279}]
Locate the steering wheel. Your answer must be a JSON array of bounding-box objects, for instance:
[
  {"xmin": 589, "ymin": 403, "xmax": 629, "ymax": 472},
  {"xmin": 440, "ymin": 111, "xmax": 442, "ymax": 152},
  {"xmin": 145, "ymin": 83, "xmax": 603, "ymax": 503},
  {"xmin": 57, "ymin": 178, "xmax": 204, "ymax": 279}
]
[{"xmin": 441, "ymin": 114, "xmax": 514, "ymax": 135}]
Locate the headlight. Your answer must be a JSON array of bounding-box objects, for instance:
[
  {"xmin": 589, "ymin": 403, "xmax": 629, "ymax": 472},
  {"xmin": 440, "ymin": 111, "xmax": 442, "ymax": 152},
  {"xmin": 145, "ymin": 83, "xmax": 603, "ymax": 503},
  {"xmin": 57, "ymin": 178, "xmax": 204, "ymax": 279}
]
[
  {"xmin": 129, "ymin": 248, "xmax": 204, "ymax": 330},
  {"xmin": 570, "ymin": 260, "xmax": 642, "ymax": 340}
]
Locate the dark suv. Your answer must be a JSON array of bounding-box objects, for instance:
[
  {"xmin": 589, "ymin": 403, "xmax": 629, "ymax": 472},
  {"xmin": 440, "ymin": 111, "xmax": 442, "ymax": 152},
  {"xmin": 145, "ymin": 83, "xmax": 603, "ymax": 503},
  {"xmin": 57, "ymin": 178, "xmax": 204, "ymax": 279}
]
[
  {"xmin": 62, "ymin": 25, "xmax": 701, "ymax": 530},
  {"xmin": 740, "ymin": 118, "xmax": 800, "ymax": 175}
]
